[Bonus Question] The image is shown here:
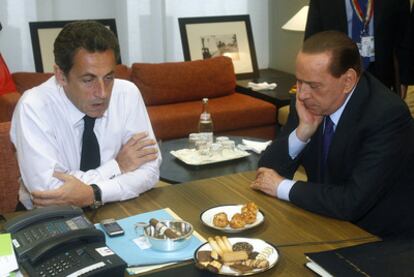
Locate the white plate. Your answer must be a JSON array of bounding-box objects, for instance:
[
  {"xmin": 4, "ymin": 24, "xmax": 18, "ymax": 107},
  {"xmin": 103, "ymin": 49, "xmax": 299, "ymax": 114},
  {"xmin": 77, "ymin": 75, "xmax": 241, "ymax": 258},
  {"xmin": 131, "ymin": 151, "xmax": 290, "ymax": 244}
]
[
  {"xmin": 200, "ymin": 205, "xmax": 265, "ymax": 233},
  {"xmin": 194, "ymin": 237, "xmax": 279, "ymax": 276},
  {"xmin": 170, "ymin": 148, "xmax": 250, "ymax": 166}
]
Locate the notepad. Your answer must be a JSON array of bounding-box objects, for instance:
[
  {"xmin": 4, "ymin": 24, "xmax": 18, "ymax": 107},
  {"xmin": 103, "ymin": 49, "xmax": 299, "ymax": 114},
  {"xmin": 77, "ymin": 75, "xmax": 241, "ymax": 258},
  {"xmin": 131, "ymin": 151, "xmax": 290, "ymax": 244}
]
[
  {"xmin": 0, "ymin": 233, "xmax": 19, "ymax": 276},
  {"xmin": 305, "ymin": 239, "xmax": 414, "ymax": 277},
  {"xmin": 95, "ymin": 208, "xmax": 205, "ymax": 268}
]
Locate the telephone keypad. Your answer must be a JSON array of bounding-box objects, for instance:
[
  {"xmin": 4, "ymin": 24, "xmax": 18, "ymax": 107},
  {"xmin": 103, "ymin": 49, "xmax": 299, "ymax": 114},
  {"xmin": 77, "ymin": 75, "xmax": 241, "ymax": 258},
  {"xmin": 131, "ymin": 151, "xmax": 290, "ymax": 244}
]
[{"xmin": 36, "ymin": 247, "xmax": 96, "ymax": 277}]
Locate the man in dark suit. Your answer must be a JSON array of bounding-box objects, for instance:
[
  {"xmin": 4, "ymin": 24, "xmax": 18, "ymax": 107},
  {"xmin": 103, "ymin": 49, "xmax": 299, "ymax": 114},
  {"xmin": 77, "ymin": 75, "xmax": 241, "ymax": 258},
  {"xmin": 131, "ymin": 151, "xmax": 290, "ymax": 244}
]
[
  {"xmin": 252, "ymin": 31, "xmax": 414, "ymax": 238},
  {"xmin": 305, "ymin": 0, "xmax": 412, "ymax": 97}
]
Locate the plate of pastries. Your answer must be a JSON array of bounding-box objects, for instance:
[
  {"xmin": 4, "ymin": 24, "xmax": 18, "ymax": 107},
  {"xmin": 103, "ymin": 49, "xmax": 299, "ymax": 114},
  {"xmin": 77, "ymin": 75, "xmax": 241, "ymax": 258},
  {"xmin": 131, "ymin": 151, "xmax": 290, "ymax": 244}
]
[
  {"xmin": 200, "ymin": 202, "xmax": 264, "ymax": 233},
  {"xmin": 195, "ymin": 236, "xmax": 279, "ymax": 275}
]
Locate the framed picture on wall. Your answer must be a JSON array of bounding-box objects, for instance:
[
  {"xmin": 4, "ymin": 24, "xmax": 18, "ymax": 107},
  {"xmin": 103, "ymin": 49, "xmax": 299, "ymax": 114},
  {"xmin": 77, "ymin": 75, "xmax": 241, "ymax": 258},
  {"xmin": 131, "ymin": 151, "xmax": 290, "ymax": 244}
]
[
  {"xmin": 29, "ymin": 19, "xmax": 121, "ymax": 73},
  {"xmin": 178, "ymin": 15, "xmax": 259, "ymax": 80}
]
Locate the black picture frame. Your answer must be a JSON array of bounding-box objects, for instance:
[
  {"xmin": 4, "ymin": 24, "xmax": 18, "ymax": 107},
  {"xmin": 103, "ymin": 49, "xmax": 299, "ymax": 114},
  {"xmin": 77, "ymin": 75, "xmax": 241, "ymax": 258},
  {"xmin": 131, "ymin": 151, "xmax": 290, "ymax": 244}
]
[
  {"xmin": 29, "ymin": 19, "xmax": 121, "ymax": 73},
  {"xmin": 178, "ymin": 15, "xmax": 259, "ymax": 80}
]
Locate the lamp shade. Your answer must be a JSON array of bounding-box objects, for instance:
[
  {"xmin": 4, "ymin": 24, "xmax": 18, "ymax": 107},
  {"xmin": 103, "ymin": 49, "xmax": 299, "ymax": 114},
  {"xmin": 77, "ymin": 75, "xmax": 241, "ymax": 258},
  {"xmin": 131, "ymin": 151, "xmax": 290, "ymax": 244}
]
[{"xmin": 282, "ymin": 5, "xmax": 309, "ymax": 32}]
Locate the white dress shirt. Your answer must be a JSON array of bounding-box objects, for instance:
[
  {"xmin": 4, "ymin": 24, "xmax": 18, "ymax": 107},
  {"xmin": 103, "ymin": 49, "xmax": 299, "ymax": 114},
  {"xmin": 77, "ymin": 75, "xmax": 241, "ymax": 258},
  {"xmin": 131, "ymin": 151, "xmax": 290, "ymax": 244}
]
[
  {"xmin": 10, "ymin": 77, "xmax": 162, "ymax": 209},
  {"xmin": 277, "ymin": 89, "xmax": 355, "ymax": 201}
]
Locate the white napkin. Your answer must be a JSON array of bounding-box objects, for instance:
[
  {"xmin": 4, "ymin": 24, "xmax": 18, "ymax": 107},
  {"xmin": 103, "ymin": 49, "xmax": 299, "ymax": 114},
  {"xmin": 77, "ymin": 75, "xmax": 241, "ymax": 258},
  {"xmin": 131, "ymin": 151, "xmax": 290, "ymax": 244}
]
[
  {"xmin": 240, "ymin": 139, "xmax": 272, "ymax": 154},
  {"xmin": 247, "ymin": 81, "xmax": 277, "ymax": 91}
]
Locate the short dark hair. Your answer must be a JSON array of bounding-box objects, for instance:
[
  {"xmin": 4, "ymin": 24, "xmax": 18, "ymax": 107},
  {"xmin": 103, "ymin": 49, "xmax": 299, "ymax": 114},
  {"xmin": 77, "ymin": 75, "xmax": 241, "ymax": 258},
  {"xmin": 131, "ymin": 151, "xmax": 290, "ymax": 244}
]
[
  {"xmin": 301, "ymin": 31, "xmax": 362, "ymax": 78},
  {"xmin": 54, "ymin": 20, "xmax": 120, "ymax": 75}
]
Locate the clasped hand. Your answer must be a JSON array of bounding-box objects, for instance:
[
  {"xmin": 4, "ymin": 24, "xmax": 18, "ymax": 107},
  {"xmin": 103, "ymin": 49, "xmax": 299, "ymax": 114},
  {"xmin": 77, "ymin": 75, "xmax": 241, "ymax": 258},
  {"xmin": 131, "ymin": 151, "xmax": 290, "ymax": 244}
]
[
  {"xmin": 250, "ymin": 167, "xmax": 284, "ymax": 197},
  {"xmin": 116, "ymin": 132, "xmax": 158, "ymax": 173},
  {"xmin": 32, "ymin": 172, "xmax": 93, "ymax": 207}
]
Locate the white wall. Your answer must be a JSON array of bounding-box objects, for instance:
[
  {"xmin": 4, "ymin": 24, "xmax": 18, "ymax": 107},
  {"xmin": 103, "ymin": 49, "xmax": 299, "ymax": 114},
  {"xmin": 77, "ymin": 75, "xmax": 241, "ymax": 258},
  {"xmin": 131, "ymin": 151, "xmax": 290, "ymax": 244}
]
[
  {"xmin": 269, "ymin": 0, "xmax": 308, "ymax": 74},
  {"xmin": 0, "ymin": 0, "xmax": 269, "ymax": 73}
]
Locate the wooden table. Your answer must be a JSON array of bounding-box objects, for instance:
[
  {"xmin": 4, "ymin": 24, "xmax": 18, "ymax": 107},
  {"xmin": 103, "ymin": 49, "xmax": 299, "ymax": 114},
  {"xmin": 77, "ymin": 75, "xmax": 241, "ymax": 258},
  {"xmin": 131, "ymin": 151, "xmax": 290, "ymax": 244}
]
[
  {"xmin": 89, "ymin": 171, "xmax": 378, "ymax": 276},
  {"xmin": 2, "ymin": 172, "xmax": 378, "ymax": 276}
]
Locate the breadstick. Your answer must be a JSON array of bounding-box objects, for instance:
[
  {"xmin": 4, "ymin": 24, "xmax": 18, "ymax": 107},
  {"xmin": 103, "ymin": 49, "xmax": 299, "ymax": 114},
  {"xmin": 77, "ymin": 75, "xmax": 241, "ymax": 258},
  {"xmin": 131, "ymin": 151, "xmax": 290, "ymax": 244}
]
[
  {"xmin": 208, "ymin": 237, "xmax": 223, "ymax": 257},
  {"xmin": 215, "ymin": 236, "xmax": 230, "ymax": 253},
  {"xmin": 222, "ymin": 236, "xmax": 233, "ymax": 252},
  {"xmin": 210, "ymin": 250, "xmax": 219, "ymax": 260}
]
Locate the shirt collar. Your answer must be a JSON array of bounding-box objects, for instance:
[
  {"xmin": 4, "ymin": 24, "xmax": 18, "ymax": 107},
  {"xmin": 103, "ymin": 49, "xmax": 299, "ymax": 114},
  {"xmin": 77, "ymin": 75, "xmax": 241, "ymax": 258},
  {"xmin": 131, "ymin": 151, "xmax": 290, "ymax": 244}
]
[{"xmin": 329, "ymin": 86, "xmax": 355, "ymax": 126}]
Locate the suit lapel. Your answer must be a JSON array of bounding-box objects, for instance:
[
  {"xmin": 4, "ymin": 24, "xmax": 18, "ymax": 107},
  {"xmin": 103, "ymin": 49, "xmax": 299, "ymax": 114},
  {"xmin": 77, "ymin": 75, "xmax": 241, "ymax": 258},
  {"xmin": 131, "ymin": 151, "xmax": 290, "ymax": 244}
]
[{"xmin": 324, "ymin": 74, "xmax": 371, "ymax": 181}]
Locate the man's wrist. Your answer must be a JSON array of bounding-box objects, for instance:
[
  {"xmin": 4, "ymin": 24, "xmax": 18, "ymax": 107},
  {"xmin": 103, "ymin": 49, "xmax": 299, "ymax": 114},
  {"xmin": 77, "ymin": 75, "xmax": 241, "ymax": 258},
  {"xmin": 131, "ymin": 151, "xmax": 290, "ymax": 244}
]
[{"xmin": 89, "ymin": 184, "xmax": 102, "ymax": 209}]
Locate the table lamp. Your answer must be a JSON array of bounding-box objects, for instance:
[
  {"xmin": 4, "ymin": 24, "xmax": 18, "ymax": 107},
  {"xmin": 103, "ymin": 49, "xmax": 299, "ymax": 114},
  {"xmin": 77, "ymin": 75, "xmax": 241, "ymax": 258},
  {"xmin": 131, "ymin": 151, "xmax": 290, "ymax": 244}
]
[{"xmin": 281, "ymin": 5, "xmax": 309, "ymax": 32}]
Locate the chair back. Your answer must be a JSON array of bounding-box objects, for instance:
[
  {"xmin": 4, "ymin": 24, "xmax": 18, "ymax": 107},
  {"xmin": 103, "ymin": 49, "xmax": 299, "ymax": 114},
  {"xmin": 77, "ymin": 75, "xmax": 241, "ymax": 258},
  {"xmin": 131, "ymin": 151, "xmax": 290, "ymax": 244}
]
[{"xmin": 0, "ymin": 121, "xmax": 19, "ymax": 213}]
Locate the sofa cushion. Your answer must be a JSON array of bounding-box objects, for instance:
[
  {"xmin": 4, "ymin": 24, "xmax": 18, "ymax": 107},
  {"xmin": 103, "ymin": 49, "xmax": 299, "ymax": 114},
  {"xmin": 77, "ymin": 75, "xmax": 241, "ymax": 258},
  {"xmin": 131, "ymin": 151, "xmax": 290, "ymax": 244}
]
[
  {"xmin": 131, "ymin": 56, "xmax": 236, "ymax": 106},
  {"xmin": 0, "ymin": 92, "xmax": 21, "ymax": 122},
  {"xmin": 114, "ymin": 64, "xmax": 132, "ymax": 80},
  {"xmin": 147, "ymin": 93, "xmax": 276, "ymax": 140},
  {"xmin": 12, "ymin": 72, "xmax": 53, "ymax": 94}
]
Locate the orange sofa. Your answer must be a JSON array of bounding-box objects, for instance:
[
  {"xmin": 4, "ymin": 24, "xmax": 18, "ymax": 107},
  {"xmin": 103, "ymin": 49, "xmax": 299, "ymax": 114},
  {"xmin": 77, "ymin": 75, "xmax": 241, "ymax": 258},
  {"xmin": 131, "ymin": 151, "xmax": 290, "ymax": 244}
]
[{"xmin": 0, "ymin": 56, "xmax": 277, "ymax": 140}]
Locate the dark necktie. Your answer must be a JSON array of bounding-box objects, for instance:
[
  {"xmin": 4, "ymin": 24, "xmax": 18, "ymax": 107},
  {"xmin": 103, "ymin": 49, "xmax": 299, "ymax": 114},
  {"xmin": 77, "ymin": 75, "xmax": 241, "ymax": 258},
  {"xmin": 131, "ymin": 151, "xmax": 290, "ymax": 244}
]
[
  {"xmin": 321, "ymin": 116, "xmax": 334, "ymax": 179},
  {"xmin": 80, "ymin": 115, "xmax": 100, "ymax": 171},
  {"xmin": 351, "ymin": 0, "xmax": 370, "ymax": 69}
]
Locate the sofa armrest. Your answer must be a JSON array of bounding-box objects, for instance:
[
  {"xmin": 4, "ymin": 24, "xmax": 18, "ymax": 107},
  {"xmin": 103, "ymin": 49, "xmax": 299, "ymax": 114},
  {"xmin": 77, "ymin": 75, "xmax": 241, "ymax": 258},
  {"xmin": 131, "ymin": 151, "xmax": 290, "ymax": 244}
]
[{"xmin": 0, "ymin": 92, "xmax": 21, "ymax": 122}]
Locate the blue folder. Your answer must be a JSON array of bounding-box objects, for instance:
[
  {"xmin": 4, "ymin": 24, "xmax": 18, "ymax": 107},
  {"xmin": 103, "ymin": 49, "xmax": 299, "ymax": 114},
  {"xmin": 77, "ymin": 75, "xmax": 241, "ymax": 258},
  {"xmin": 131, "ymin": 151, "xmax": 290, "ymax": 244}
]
[{"xmin": 95, "ymin": 208, "xmax": 205, "ymax": 266}]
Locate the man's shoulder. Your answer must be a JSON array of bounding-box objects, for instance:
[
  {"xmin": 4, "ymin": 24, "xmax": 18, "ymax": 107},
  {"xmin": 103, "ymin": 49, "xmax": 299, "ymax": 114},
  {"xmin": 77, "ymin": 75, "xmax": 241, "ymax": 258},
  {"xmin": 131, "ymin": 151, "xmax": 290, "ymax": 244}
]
[
  {"xmin": 358, "ymin": 73, "xmax": 411, "ymax": 122},
  {"xmin": 18, "ymin": 76, "xmax": 59, "ymax": 109},
  {"xmin": 111, "ymin": 79, "xmax": 141, "ymax": 101}
]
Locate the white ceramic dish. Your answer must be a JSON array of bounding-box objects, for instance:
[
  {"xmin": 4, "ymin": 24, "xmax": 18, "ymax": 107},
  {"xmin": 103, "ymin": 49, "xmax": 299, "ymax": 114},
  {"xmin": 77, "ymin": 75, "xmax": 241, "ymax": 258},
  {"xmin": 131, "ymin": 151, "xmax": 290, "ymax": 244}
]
[
  {"xmin": 200, "ymin": 205, "xmax": 264, "ymax": 233},
  {"xmin": 194, "ymin": 237, "xmax": 279, "ymax": 276},
  {"xmin": 170, "ymin": 148, "xmax": 250, "ymax": 166}
]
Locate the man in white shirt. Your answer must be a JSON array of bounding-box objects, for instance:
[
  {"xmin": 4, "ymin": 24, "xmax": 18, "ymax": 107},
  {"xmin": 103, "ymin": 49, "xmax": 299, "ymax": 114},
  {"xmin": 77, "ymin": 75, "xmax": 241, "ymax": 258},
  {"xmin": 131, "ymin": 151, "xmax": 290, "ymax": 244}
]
[
  {"xmin": 251, "ymin": 31, "xmax": 414, "ymax": 238},
  {"xmin": 11, "ymin": 21, "xmax": 161, "ymax": 210}
]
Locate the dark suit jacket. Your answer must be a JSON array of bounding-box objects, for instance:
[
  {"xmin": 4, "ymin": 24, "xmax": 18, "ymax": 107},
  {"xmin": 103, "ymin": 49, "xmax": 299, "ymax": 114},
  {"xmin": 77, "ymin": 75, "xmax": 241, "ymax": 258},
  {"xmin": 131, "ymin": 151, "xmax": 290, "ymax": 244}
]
[
  {"xmin": 259, "ymin": 73, "xmax": 414, "ymax": 238},
  {"xmin": 305, "ymin": 0, "xmax": 413, "ymax": 87}
]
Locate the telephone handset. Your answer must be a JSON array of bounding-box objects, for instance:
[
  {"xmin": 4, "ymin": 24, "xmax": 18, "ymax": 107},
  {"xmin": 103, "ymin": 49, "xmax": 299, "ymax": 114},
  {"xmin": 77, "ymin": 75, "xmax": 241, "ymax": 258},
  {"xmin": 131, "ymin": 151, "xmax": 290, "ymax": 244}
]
[
  {"xmin": 5, "ymin": 206, "xmax": 126, "ymax": 276},
  {"xmin": 4, "ymin": 206, "xmax": 94, "ymax": 261},
  {"xmin": 27, "ymin": 228, "xmax": 104, "ymax": 264},
  {"xmin": 5, "ymin": 205, "xmax": 84, "ymax": 233}
]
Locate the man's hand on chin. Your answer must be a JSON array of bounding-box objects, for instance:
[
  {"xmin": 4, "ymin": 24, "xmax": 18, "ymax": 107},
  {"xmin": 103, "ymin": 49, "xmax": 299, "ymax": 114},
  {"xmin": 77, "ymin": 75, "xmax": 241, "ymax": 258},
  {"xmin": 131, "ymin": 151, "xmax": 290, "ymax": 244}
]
[
  {"xmin": 295, "ymin": 95, "xmax": 324, "ymax": 142},
  {"xmin": 250, "ymin": 167, "xmax": 284, "ymax": 197},
  {"xmin": 31, "ymin": 172, "xmax": 94, "ymax": 208}
]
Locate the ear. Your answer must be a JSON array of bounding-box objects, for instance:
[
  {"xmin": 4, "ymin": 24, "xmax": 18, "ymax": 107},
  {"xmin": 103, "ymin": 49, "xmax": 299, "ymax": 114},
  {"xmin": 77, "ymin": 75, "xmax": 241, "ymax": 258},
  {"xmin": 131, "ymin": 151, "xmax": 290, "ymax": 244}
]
[
  {"xmin": 54, "ymin": 65, "xmax": 67, "ymax": 86},
  {"xmin": 342, "ymin": 68, "xmax": 358, "ymax": 94}
]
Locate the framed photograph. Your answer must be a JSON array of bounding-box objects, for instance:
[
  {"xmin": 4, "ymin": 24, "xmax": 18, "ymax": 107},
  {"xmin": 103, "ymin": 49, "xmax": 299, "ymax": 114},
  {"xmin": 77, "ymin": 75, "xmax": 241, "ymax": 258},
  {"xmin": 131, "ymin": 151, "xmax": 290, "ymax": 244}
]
[
  {"xmin": 29, "ymin": 19, "xmax": 121, "ymax": 73},
  {"xmin": 179, "ymin": 15, "xmax": 259, "ymax": 80}
]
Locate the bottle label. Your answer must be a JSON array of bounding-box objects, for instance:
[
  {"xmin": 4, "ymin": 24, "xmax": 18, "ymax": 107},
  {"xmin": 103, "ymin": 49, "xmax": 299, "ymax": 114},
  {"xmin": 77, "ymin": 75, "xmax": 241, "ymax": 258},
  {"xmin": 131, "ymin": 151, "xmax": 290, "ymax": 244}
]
[{"xmin": 200, "ymin": 113, "xmax": 211, "ymax": 121}]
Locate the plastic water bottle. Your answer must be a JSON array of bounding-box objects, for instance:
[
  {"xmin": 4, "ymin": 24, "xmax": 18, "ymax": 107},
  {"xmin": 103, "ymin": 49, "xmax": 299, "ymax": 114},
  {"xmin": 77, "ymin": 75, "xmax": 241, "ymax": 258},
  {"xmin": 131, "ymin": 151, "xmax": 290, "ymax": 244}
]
[{"xmin": 198, "ymin": 98, "xmax": 213, "ymax": 142}]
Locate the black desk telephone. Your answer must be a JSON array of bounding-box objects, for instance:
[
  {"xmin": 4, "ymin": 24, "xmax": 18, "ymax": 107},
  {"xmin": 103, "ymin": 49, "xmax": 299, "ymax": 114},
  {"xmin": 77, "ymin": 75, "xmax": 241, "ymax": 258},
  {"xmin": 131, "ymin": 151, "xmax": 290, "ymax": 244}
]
[{"xmin": 4, "ymin": 206, "xmax": 126, "ymax": 277}]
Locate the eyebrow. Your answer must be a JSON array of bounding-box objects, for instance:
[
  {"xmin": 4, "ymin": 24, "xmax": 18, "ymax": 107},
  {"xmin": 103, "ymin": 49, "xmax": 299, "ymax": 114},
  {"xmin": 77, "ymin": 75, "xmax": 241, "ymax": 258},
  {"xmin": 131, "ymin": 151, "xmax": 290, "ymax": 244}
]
[
  {"xmin": 296, "ymin": 78, "xmax": 321, "ymax": 86},
  {"xmin": 80, "ymin": 70, "xmax": 115, "ymax": 78}
]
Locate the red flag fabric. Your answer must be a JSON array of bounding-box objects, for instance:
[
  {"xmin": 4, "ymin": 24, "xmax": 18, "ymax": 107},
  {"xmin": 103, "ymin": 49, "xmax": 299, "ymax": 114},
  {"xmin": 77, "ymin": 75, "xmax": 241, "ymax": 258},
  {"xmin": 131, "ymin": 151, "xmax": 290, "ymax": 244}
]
[{"xmin": 0, "ymin": 54, "xmax": 16, "ymax": 95}]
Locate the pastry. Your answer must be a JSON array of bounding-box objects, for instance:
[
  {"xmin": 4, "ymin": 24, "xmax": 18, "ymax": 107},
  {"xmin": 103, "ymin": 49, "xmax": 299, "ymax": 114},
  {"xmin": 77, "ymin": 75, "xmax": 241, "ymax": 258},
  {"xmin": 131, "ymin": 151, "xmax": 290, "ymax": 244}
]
[
  {"xmin": 241, "ymin": 210, "xmax": 257, "ymax": 224},
  {"xmin": 213, "ymin": 212, "xmax": 229, "ymax": 228},
  {"xmin": 232, "ymin": 242, "xmax": 254, "ymax": 254},
  {"xmin": 197, "ymin": 250, "xmax": 212, "ymax": 262},
  {"xmin": 241, "ymin": 202, "xmax": 258, "ymax": 215},
  {"xmin": 230, "ymin": 213, "xmax": 246, "ymax": 229}
]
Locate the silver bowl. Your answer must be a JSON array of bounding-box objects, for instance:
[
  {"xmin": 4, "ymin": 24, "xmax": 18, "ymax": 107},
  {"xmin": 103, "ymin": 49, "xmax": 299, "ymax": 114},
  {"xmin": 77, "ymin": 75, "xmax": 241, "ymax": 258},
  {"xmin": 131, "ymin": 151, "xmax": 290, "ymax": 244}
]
[{"xmin": 144, "ymin": 220, "xmax": 193, "ymax": 252}]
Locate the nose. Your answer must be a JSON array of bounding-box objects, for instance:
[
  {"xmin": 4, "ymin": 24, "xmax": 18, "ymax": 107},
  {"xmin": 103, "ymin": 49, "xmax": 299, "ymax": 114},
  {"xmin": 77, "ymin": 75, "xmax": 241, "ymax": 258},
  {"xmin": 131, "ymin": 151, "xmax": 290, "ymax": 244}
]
[
  {"xmin": 297, "ymin": 81, "xmax": 310, "ymax": 100},
  {"xmin": 94, "ymin": 79, "xmax": 107, "ymax": 98}
]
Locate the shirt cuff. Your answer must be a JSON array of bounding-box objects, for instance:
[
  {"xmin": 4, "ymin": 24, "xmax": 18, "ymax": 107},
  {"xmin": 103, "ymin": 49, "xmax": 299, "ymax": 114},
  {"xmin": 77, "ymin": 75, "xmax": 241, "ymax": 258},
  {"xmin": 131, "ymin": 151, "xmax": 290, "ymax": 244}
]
[
  {"xmin": 277, "ymin": 179, "xmax": 295, "ymax": 201},
  {"xmin": 96, "ymin": 159, "xmax": 121, "ymax": 180},
  {"xmin": 288, "ymin": 128, "xmax": 309, "ymax": 159}
]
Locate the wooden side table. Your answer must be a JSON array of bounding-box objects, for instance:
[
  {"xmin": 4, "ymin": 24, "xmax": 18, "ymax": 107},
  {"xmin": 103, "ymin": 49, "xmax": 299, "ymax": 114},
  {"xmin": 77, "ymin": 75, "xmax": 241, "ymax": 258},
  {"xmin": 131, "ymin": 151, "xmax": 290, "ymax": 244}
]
[{"xmin": 236, "ymin": 68, "xmax": 296, "ymax": 107}]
